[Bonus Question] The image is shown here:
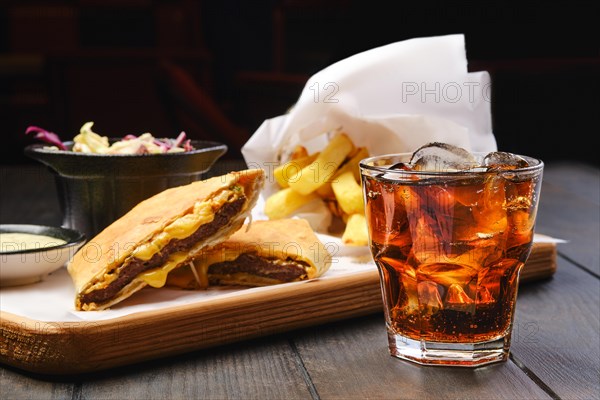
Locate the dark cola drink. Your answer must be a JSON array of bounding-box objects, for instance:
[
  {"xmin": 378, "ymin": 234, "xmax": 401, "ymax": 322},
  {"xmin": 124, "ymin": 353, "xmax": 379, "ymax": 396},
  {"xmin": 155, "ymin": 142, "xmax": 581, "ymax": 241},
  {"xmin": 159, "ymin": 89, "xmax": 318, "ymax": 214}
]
[{"xmin": 360, "ymin": 143, "xmax": 544, "ymax": 366}]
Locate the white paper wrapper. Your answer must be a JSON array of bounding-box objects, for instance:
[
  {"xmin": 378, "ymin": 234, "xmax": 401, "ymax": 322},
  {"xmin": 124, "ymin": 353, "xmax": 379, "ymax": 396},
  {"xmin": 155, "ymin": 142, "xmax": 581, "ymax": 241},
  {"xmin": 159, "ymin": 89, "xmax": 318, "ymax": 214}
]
[
  {"xmin": 241, "ymin": 34, "xmax": 497, "ymax": 231},
  {"xmin": 0, "ymin": 235, "xmax": 565, "ymax": 322}
]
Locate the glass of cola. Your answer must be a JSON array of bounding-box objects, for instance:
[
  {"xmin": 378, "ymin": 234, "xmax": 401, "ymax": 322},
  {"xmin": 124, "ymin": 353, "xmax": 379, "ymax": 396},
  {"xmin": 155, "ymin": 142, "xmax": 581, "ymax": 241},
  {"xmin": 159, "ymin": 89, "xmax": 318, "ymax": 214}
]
[{"xmin": 359, "ymin": 143, "xmax": 544, "ymax": 367}]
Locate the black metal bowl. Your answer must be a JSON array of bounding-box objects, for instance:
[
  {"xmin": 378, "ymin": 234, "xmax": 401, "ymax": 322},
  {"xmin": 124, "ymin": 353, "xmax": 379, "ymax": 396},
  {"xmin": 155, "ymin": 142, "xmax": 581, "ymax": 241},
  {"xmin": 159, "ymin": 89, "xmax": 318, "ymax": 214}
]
[{"xmin": 25, "ymin": 139, "xmax": 227, "ymax": 240}]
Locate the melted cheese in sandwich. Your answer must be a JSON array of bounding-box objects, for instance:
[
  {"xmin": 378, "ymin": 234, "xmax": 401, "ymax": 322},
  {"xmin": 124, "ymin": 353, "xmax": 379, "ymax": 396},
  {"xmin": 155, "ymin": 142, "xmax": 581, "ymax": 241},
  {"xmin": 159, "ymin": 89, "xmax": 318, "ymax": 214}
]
[
  {"xmin": 136, "ymin": 188, "xmax": 239, "ymax": 287},
  {"xmin": 140, "ymin": 251, "xmax": 188, "ymax": 287},
  {"xmin": 132, "ymin": 201, "xmax": 215, "ymax": 261}
]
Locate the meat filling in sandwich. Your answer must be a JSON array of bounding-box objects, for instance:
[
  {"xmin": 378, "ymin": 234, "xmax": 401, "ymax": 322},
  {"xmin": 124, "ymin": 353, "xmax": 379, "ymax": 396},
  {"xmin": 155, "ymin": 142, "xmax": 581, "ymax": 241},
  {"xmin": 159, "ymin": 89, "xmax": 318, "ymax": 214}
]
[
  {"xmin": 207, "ymin": 253, "xmax": 308, "ymax": 283},
  {"xmin": 166, "ymin": 218, "xmax": 332, "ymax": 289},
  {"xmin": 80, "ymin": 195, "xmax": 245, "ymax": 305}
]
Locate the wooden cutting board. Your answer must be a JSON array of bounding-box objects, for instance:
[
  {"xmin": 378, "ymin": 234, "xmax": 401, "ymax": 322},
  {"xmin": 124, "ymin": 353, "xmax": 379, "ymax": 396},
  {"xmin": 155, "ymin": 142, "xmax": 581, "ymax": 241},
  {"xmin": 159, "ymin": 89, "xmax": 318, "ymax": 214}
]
[
  {"xmin": 519, "ymin": 238, "xmax": 557, "ymax": 283},
  {"xmin": 0, "ymin": 238, "xmax": 557, "ymax": 375}
]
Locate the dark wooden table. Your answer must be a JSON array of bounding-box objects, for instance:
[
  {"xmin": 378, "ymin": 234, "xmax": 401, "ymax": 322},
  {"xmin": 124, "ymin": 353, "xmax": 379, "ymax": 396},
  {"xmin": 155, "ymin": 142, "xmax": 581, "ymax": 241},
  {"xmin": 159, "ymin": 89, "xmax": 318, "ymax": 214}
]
[{"xmin": 1, "ymin": 160, "xmax": 599, "ymax": 400}]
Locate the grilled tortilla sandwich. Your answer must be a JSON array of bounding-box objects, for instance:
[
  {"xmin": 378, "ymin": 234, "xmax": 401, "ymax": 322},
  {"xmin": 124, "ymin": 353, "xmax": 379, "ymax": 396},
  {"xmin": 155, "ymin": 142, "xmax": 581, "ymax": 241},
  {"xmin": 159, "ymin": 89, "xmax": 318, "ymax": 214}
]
[{"xmin": 68, "ymin": 168, "xmax": 265, "ymax": 310}]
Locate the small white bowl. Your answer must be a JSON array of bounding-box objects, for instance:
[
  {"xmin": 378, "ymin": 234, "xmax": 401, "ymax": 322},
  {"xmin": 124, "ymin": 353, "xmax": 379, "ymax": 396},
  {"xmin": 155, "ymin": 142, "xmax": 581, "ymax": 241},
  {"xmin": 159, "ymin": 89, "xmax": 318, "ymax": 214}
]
[{"xmin": 0, "ymin": 224, "xmax": 85, "ymax": 287}]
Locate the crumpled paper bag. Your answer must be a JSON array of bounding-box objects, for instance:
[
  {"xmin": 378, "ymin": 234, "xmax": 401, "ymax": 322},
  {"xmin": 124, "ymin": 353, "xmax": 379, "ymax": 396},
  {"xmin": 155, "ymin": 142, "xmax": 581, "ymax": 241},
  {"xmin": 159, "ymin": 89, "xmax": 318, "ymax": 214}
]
[{"xmin": 241, "ymin": 34, "xmax": 497, "ymax": 249}]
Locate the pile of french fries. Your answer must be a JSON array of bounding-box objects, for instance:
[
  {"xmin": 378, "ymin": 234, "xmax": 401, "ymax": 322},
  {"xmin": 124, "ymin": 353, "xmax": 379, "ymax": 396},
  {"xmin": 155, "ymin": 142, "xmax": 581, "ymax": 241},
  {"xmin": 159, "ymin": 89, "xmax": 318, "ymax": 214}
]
[{"xmin": 264, "ymin": 132, "xmax": 369, "ymax": 246}]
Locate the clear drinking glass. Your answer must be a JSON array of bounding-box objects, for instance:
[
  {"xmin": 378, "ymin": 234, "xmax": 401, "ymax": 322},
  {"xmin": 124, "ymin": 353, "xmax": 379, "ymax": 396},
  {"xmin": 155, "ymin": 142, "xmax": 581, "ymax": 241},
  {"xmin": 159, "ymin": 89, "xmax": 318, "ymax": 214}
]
[{"xmin": 359, "ymin": 152, "xmax": 543, "ymax": 367}]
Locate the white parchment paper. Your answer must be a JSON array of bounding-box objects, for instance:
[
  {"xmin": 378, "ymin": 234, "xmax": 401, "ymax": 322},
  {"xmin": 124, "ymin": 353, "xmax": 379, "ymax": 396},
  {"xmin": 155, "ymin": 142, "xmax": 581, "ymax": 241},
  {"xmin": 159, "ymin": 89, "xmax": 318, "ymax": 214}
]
[
  {"xmin": 0, "ymin": 235, "xmax": 565, "ymax": 322},
  {"xmin": 241, "ymin": 34, "xmax": 497, "ymax": 227},
  {"xmin": 242, "ymin": 34, "xmax": 497, "ymax": 190}
]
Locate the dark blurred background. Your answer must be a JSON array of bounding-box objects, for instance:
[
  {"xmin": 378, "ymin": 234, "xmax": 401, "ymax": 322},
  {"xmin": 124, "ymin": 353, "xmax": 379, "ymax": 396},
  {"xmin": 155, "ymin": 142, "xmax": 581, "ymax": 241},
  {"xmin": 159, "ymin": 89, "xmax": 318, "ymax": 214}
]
[{"xmin": 1, "ymin": 0, "xmax": 598, "ymax": 165}]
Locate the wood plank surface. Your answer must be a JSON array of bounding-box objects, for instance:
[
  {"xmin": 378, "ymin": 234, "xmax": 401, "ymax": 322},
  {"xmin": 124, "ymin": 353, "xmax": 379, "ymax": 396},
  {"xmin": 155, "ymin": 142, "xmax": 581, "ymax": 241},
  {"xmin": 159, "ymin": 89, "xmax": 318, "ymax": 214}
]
[
  {"xmin": 0, "ymin": 337, "xmax": 313, "ymax": 400},
  {"xmin": 1, "ymin": 162, "xmax": 598, "ymax": 400},
  {"xmin": 508, "ymin": 162, "xmax": 600, "ymax": 400},
  {"xmin": 0, "ymin": 366, "xmax": 73, "ymax": 400},
  {"xmin": 290, "ymin": 315, "xmax": 551, "ymax": 400},
  {"xmin": 542, "ymin": 162, "xmax": 599, "ymax": 205},
  {"xmin": 511, "ymin": 257, "xmax": 600, "ymax": 400},
  {"xmin": 536, "ymin": 175, "xmax": 600, "ymax": 275},
  {"xmin": 78, "ymin": 337, "xmax": 312, "ymax": 400}
]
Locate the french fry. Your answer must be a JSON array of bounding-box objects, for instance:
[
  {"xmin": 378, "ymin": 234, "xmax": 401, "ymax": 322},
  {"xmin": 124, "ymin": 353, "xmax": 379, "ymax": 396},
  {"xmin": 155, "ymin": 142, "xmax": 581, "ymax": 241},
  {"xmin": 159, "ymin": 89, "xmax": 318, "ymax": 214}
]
[
  {"xmin": 340, "ymin": 146, "xmax": 368, "ymax": 182},
  {"xmin": 274, "ymin": 152, "xmax": 319, "ymax": 188},
  {"xmin": 287, "ymin": 132, "xmax": 355, "ymax": 195},
  {"xmin": 324, "ymin": 198, "xmax": 344, "ymax": 218},
  {"xmin": 331, "ymin": 170, "xmax": 364, "ymax": 215},
  {"xmin": 264, "ymin": 187, "xmax": 318, "ymax": 220},
  {"xmin": 263, "ymin": 131, "xmax": 370, "ymax": 247},
  {"xmin": 290, "ymin": 145, "xmax": 309, "ymax": 160},
  {"xmin": 342, "ymin": 213, "xmax": 369, "ymax": 246},
  {"xmin": 316, "ymin": 147, "xmax": 369, "ymax": 198}
]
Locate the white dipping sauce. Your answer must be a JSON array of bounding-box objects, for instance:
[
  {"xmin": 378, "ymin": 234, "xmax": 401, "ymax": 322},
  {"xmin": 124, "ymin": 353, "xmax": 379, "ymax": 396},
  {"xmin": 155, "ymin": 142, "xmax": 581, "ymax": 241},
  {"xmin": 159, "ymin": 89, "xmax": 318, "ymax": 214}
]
[{"xmin": 0, "ymin": 233, "xmax": 66, "ymax": 252}]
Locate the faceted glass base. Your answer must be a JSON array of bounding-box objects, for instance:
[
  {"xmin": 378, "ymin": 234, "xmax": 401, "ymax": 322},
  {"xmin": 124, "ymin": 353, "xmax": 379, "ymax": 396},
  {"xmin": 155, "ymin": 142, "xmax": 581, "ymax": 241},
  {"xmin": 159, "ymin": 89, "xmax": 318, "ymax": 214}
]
[{"xmin": 387, "ymin": 330, "xmax": 510, "ymax": 367}]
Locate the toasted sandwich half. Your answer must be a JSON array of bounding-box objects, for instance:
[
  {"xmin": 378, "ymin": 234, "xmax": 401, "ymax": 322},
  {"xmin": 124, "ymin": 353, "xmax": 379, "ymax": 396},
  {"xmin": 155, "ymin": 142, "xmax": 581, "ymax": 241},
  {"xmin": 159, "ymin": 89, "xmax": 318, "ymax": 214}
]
[
  {"xmin": 68, "ymin": 169, "xmax": 265, "ymax": 310},
  {"xmin": 166, "ymin": 218, "xmax": 332, "ymax": 289}
]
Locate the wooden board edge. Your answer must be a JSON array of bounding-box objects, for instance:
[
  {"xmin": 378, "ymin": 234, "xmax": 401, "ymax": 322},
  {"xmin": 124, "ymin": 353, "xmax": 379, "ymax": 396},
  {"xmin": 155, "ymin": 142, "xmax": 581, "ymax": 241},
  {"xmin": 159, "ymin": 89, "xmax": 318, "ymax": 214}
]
[
  {"xmin": 1, "ymin": 270, "xmax": 383, "ymax": 375},
  {"xmin": 520, "ymin": 240, "xmax": 558, "ymax": 283}
]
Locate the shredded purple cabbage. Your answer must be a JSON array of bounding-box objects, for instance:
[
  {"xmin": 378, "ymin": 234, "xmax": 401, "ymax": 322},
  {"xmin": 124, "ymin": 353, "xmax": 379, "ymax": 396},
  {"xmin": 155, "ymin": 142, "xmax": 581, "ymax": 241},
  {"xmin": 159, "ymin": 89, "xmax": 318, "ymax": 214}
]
[
  {"xmin": 172, "ymin": 131, "xmax": 187, "ymax": 148},
  {"xmin": 25, "ymin": 126, "xmax": 67, "ymax": 150},
  {"xmin": 25, "ymin": 126, "xmax": 194, "ymax": 153}
]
